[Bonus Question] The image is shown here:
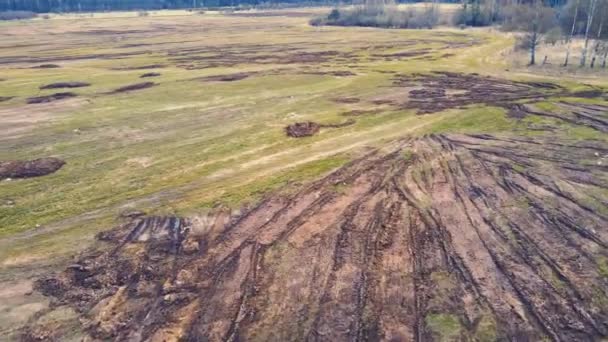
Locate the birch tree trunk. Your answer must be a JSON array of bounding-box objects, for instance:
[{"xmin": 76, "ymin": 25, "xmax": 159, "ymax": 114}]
[
  {"xmin": 564, "ymin": 0, "xmax": 579, "ymax": 66},
  {"xmin": 580, "ymin": 0, "xmax": 598, "ymax": 66},
  {"xmin": 590, "ymin": 19, "xmax": 604, "ymax": 67}
]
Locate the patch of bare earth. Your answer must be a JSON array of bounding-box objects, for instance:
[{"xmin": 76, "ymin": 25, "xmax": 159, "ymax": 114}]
[
  {"xmin": 31, "ymin": 126, "xmax": 608, "ymax": 340},
  {"xmin": 0, "ymin": 158, "xmax": 65, "ymax": 179},
  {"xmin": 39, "ymin": 82, "xmax": 90, "ymax": 90},
  {"xmin": 285, "ymin": 120, "xmax": 355, "ymax": 138},
  {"xmin": 389, "ymin": 71, "xmax": 604, "ymax": 114},
  {"xmin": 108, "ymin": 82, "xmax": 156, "ymax": 94},
  {"xmin": 26, "ymin": 92, "xmax": 77, "ymax": 104}
]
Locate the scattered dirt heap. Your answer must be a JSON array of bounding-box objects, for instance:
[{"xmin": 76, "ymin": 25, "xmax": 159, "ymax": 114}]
[
  {"xmin": 199, "ymin": 72, "xmax": 252, "ymax": 82},
  {"xmin": 0, "ymin": 157, "xmax": 65, "ymax": 179},
  {"xmin": 140, "ymin": 72, "xmax": 161, "ymax": 78},
  {"xmin": 109, "ymin": 82, "xmax": 156, "ymax": 94},
  {"xmin": 26, "ymin": 92, "xmax": 77, "ymax": 104},
  {"xmin": 285, "ymin": 121, "xmax": 321, "ymax": 137},
  {"xmin": 39, "ymin": 82, "xmax": 91, "ymax": 90},
  {"xmin": 33, "ymin": 131, "xmax": 608, "ymax": 341},
  {"xmin": 111, "ymin": 64, "xmax": 166, "ymax": 70},
  {"xmin": 285, "ymin": 120, "xmax": 355, "ymax": 138},
  {"xmin": 393, "ymin": 72, "xmax": 569, "ymax": 114},
  {"xmin": 31, "ymin": 64, "xmax": 60, "ymax": 69}
]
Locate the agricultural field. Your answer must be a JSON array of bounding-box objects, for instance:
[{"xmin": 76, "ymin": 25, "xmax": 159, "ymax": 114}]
[{"xmin": 1, "ymin": 7, "xmax": 607, "ymax": 341}]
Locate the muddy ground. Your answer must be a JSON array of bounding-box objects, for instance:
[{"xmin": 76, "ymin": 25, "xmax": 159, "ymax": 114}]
[{"xmin": 31, "ymin": 115, "xmax": 608, "ymax": 340}]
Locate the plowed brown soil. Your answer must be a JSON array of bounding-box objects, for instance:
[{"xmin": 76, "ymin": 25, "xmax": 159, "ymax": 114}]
[{"xmin": 31, "ymin": 128, "xmax": 608, "ymax": 341}]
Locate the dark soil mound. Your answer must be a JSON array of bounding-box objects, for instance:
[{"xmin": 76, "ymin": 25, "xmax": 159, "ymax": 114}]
[
  {"xmin": 409, "ymin": 88, "xmax": 446, "ymax": 99},
  {"xmin": 31, "ymin": 132, "xmax": 608, "ymax": 341},
  {"xmin": 140, "ymin": 72, "xmax": 161, "ymax": 78},
  {"xmin": 0, "ymin": 157, "xmax": 65, "ymax": 179},
  {"xmin": 200, "ymin": 72, "xmax": 251, "ymax": 82},
  {"xmin": 40, "ymin": 82, "xmax": 90, "ymax": 90},
  {"xmin": 109, "ymin": 82, "xmax": 156, "ymax": 93},
  {"xmin": 27, "ymin": 92, "xmax": 77, "ymax": 104},
  {"xmin": 504, "ymin": 103, "xmax": 529, "ymax": 119},
  {"xmin": 285, "ymin": 121, "xmax": 321, "ymax": 137},
  {"xmin": 0, "ymin": 96, "xmax": 14, "ymax": 102},
  {"xmin": 111, "ymin": 64, "xmax": 165, "ymax": 70},
  {"xmin": 32, "ymin": 64, "xmax": 60, "ymax": 69}
]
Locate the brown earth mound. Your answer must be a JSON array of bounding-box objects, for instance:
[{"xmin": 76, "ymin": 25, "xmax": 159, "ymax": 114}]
[
  {"xmin": 0, "ymin": 157, "xmax": 65, "ymax": 179},
  {"xmin": 32, "ymin": 64, "xmax": 60, "ymax": 69},
  {"xmin": 285, "ymin": 121, "xmax": 321, "ymax": 137},
  {"xmin": 27, "ymin": 92, "xmax": 77, "ymax": 104},
  {"xmin": 111, "ymin": 64, "xmax": 166, "ymax": 70},
  {"xmin": 39, "ymin": 82, "xmax": 91, "ymax": 90},
  {"xmin": 199, "ymin": 72, "xmax": 252, "ymax": 82},
  {"xmin": 109, "ymin": 82, "xmax": 156, "ymax": 94},
  {"xmin": 32, "ymin": 132, "xmax": 608, "ymax": 341},
  {"xmin": 140, "ymin": 72, "xmax": 161, "ymax": 78}
]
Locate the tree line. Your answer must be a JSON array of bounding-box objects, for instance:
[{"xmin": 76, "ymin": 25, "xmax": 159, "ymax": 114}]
[
  {"xmin": 457, "ymin": 0, "xmax": 607, "ymax": 67},
  {"xmin": 0, "ymin": 0, "xmax": 343, "ymax": 12}
]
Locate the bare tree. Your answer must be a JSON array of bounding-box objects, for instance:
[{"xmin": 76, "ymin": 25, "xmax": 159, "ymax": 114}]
[
  {"xmin": 564, "ymin": 0, "xmax": 579, "ymax": 66},
  {"xmin": 590, "ymin": 14, "xmax": 604, "ymax": 67},
  {"xmin": 516, "ymin": 2, "xmax": 557, "ymax": 65},
  {"xmin": 580, "ymin": 0, "xmax": 599, "ymax": 66}
]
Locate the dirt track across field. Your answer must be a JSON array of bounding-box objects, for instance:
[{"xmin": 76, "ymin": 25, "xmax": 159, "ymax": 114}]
[{"xmin": 31, "ymin": 130, "xmax": 608, "ymax": 341}]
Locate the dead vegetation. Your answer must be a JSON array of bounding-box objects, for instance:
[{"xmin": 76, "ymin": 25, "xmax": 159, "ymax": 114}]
[
  {"xmin": 26, "ymin": 92, "xmax": 77, "ymax": 104},
  {"xmin": 39, "ymin": 82, "xmax": 90, "ymax": 90},
  {"xmin": 108, "ymin": 82, "xmax": 156, "ymax": 94},
  {"xmin": 0, "ymin": 158, "xmax": 65, "ymax": 179},
  {"xmin": 32, "ymin": 127, "xmax": 608, "ymax": 340}
]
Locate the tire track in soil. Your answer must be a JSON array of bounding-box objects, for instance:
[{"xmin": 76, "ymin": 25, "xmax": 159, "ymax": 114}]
[{"xmin": 28, "ymin": 129, "xmax": 608, "ymax": 341}]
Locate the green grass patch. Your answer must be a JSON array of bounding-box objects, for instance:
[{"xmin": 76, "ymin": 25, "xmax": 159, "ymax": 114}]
[{"xmin": 426, "ymin": 313, "xmax": 462, "ymax": 342}]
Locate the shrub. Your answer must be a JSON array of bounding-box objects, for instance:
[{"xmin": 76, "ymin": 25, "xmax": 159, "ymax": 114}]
[
  {"xmin": 137, "ymin": 11, "xmax": 149, "ymax": 17},
  {"xmin": 310, "ymin": 5, "xmax": 439, "ymax": 29},
  {"xmin": 0, "ymin": 11, "xmax": 37, "ymax": 20}
]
